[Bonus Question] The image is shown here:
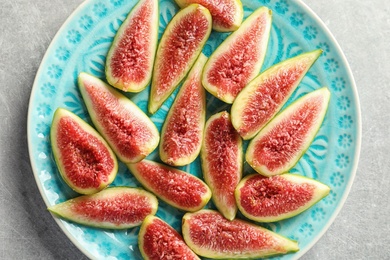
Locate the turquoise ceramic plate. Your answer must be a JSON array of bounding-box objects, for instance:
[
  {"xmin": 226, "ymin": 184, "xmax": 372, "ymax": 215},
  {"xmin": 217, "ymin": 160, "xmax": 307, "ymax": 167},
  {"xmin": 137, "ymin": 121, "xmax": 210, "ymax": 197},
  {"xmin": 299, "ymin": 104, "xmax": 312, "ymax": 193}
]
[{"xmin": 28, "ymin": 0, "xmax": 361, "ymax": 259}]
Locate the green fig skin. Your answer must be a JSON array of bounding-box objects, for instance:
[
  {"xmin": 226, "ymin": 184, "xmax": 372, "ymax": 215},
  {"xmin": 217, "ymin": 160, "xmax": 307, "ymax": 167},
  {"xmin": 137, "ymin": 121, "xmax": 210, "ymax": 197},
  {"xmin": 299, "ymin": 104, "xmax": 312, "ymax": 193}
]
[
  {"xmin": 50, "ymin": 108, "xmax": 118, "ymax": 195},
  {"xmin": 235, "ymin": 173, "xmax": 330, "ymax": 222},
  {"xmin": 231, "ymin": 49, "xmax": 323, "ymax": 140},
  {"xmin": 48, "ymin": 187, "xmax": 158, "ymax": 229},
  {"xmin": 105, "ymin": 0, "xmax": 159, "ymax": 92},
  {"xmin": 182, "ymin": 209, "xmax": 299, "ymax": 259},
  {"xmin": 246, "ymin": 87, "xmax": 331, "ymax": 177},
  {"xmin": 78, "ymin": 72, "xmax": 160, "ymax": 164},
  {"xmin": 149, "ymin": 4, "xmax": 212, "ymax": 114}
]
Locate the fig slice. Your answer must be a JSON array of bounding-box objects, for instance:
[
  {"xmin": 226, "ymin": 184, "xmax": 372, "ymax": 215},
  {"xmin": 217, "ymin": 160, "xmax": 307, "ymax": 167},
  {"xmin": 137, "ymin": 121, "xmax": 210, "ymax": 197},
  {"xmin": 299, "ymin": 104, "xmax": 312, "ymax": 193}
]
[
  {"xmin": 235, "ymin": 173, "xmax": 330, "ymax": 222},
  {"xmin": 50, "ymin": 108, "xmax": 118, "ymax": 195},
  {"xmin": 139, "ymin": 215, "xmax": 200, "ymax": 260},
  {"xmin": 105, "ymin": 0, "xmax": 159, "ymax": 92},
  {"xmin": 182, "ymin": 209, "xmax": 299, "ymax": 259},
  {"xmin": 148, "ymin": 4, "xmax": 212, "ymax": 114},
  {"xmin": 159, "ymin": 53, "xmax": 207, "ymax": 166},
  {"xmin": 201, "ymin": 111, "xmax": 243, "ymax": 220},
  {"xmin": 231, "ymin": 49, "xmax": 323, "ymax": 140},
  {"xmin": 202, "ymin": 6, "xmax": 272, "ymax": 104},
  {"xmin": 174, "ymin": 0, "xmax": 243, "ymax": 32},
  {"xmin": 127, "ymin": 159, "xmax": 211, "ymax": 212},
  {"xmin": 48, "ymin": 187, "xmax": 158, "ymax": 229},
  {"xmin": 78, "ymin": 72, "xmax": 159, "ymax": 164},
  {"xmin": 246, "ymin": 87, "xmax": 331, "ymax": 177}
]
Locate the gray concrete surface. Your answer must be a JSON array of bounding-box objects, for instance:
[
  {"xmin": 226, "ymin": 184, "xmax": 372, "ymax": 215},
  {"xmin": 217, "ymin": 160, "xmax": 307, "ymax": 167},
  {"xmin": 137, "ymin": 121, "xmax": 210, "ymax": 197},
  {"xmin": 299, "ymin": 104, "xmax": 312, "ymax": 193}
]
[{"xmin": 0, "ymin": 0, "xmax": 389, "ymax": 259}]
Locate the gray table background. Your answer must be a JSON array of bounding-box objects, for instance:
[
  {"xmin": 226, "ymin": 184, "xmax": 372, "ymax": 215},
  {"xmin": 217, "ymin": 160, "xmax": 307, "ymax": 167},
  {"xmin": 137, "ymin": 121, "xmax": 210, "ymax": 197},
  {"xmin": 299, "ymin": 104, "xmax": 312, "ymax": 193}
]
[{"xmin": 1, "ymin": 0, "xmax": 389, "ymax": 259}]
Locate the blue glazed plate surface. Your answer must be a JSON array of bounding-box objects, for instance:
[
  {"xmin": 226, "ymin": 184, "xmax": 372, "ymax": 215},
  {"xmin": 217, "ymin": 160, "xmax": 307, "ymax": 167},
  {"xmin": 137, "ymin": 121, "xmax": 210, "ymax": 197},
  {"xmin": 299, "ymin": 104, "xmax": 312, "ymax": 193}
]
[{"xmin": 28, "ymin": 0, "xmax": 361, "ymax": 259}]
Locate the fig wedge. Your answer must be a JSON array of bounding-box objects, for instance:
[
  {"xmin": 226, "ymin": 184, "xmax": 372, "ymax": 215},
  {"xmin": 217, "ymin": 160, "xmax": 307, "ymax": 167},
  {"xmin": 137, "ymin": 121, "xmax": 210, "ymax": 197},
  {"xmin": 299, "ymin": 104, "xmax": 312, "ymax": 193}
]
[
  {"xmin": 159, "ymin": 53, "xmax": 207, "ymax": 166},
  {"xmin": 235, "ymin": 173, "xmax": 330, "ymax": 222},
  {"xmin": 105, "ymin": 0, "xmax": 159, "ymax": 92},
  {"xmin": 50, "ymin": 108, "xmax": 118, "ymax": 194},
  {"xmin": 246, "ymin": 87, "xmax": 331, "ymax": 177},
  {"xmin": 182, "ymin": 209, "xmax": 299, "ymax": 259},
  {"xmin": 78, "ymin": 72, "xmax": 159, "ymax": 164},
  {"xmin": 201, "ymin": 111, "xmax": 243, "ymax": 220},
  {"xmin": 202, "ymin": 6, "xmax": 272, "ymax": 104},
  {"xmin": 127, "ymin": 160, "xmax": 211, "ymax": 212},
  {"xmin": 149, "ymin": 4, "xmax": 212, "ymax": 114},
  {"xmin": 231, "ymin": 49, "xmax": 323, "ymax": 140},
  {"xmin": 48, "ymin": 187, "xmax": 158, "ymax": 229}
]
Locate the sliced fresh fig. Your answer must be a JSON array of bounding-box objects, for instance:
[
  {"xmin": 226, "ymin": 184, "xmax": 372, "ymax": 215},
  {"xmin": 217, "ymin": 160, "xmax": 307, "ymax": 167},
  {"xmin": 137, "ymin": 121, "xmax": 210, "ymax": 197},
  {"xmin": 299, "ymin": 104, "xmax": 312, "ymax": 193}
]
[
  {"xmin": 48, "ymin": 187, "xmax": 158, "ymax": 229},
  {"xmin": 159, "ymin": 53, "xmax": 207, "ymax": 166},
  {"xmin": 149, "ymin": 4, "xmax": 212, "ymax": 114},
  {"xmin": 139, "ymin": 215, "xmax": 200, "ymax": 260},
  {"xmin": 182, "ymin": 209, "xmax": 299, "ymax": 259},
  {"xmin": 235, "ymin": 173, "xmax": 330, "ymax": 222},
  {"xmin": 127, "ymin": 160, "xmax": 211, "ymax": 212},
  {"xmin": 201, "ymin": 111, "xmax": 242, "ymax": 220},
  {"xmin": 231, "ymin": 49, "xmax": 323, "ymax": 140},
  {"xmin": 246, "ymin": 87, "xmax": 331, "ymax": 177},
  {"xmin": 202, "ymin": 6, "xmax": 272, "ymax": 104},
  {"xmin": 78, "ymin": 72, "xmax": 159, "ymax": 164},
  {"xmin": 105, "ymin": 0, "xmax": 159, "ymax": 92},
  {"xmin": 174, "ymin": 0, "xmax": 243, "ymax": 32},
  {"xmin": 50, "ymin": 108, "xmax": 118, "ymax": 194}
]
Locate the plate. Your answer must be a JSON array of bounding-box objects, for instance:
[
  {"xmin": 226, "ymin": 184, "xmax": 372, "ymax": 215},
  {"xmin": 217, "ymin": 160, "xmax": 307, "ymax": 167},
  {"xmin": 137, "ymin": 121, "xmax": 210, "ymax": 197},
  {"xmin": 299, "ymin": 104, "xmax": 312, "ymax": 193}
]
[{"xmin": 27, "ymin": 0, "xmax": 361, "ymax": 259}]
